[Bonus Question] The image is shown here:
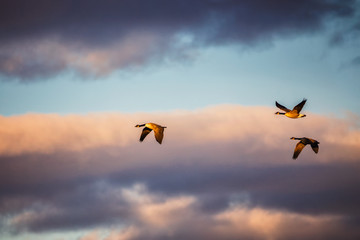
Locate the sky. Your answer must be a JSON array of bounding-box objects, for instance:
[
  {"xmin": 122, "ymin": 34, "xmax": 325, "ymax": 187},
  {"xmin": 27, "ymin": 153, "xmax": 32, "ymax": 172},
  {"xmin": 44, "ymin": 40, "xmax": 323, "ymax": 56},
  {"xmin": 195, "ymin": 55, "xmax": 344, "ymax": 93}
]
[{"xmin": 0, "ymin": 0, "xmax": 360, "ymax": 239}]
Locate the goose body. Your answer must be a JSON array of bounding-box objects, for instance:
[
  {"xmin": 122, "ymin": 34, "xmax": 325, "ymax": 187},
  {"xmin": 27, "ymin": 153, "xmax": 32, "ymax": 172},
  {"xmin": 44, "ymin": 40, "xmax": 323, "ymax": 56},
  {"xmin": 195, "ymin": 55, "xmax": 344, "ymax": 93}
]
[
  {"xmin": 135, "ymin": 123, "xmax": 166, "ymax": 144},
  {"xmin": 290, "ymin": 137, "xmax": 319, "ymax": 160},
  {"xmin": 275, "ymin": 99, "xmax": 307, "ymax": 119}
]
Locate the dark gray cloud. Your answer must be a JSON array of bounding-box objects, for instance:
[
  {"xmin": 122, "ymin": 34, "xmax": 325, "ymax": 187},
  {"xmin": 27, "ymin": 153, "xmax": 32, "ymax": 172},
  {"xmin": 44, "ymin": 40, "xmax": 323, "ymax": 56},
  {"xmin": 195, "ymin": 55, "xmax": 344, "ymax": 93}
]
[
  {"xmin": 351, "ymin": 55, "xmax": 360, "ymax": 65},
  {"xmin": 0, "ymin": 0, "xmax": 355, "ymax": 44},
  {"xmin": 0, "ymin": 0, "xmax": 357, "ymax": 80},
  {"xmin": 1, "ymin": 147, "xmax": 360, "ymax": 235}
]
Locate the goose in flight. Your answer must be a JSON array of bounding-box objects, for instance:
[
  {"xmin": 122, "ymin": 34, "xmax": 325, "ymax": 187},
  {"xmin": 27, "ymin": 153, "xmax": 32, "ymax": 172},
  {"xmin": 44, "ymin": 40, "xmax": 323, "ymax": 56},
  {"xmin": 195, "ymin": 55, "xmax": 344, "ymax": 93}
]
[
  {"xmin": 135, "ymin": 123, "xmax": 167, "ymax": 144},
  {"xmin": 290, "ymin": 137, "xmax": 319, "ymax": 160},
  {"xmin": 275, "ymin": 99, "xmax": 307, "ymax": 118}
]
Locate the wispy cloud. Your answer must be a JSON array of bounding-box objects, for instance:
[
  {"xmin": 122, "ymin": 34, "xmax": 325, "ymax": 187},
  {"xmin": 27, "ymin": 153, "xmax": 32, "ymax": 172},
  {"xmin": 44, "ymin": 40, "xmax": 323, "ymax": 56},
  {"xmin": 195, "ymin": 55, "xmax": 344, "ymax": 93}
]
[
  {"xmin": 0, "ymin": 31, "xmax": 180, "ymax": 80},
  {"xmin": 350, "ymin": 56, "xmax": 360, "ymax": 66}
]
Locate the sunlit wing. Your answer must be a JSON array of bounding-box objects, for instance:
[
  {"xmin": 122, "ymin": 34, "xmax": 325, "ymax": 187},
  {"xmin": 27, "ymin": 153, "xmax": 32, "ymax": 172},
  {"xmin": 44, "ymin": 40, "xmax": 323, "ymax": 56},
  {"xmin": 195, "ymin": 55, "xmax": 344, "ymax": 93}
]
[
  {"xmin": 311, "ymin": 143, "xmax": 319, "ymax": 153},
  {"xmin": 140, "ymin": 127, "xmax": 152, "ymax": 142},
  {"xmin": 293, "ymin": 142, "xmax": 305, "ymax": 159},
  {"xmin": 276, "ymin": 101, "xmax": 290, "ymax": 112},
  {"xmin": 154, "ymin": 127, "xmax": 164, "ymax": 144},
  {"xmin": 293, "ymin": 99, "xmax": 307, "ymax": 113}
]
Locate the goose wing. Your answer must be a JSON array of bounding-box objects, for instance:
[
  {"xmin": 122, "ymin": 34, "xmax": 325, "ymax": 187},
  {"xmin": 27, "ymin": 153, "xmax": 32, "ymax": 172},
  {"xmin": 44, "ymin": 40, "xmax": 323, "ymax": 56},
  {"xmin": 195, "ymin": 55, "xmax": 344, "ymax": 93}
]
[
  {"xmin": 293, "ymin": 99, "xmax": 307, "ymax": 113},
  {"xmin": 311, "ymin": 142, "xmax": 319, "ymax": 153},
  {"xmin": 293, "ymin": 142, "xmax": 306, "ymax": 159},
  {"xmin": 140, "ymin": 127, "xmax": 152, "ymax": 142},
  {"xmin": 276, "ymin": 101, "xmax": 291, "ymax": 112},
  {"xmin": 153, "ymin": 126, "xmax": 164, "ymax": 144}
]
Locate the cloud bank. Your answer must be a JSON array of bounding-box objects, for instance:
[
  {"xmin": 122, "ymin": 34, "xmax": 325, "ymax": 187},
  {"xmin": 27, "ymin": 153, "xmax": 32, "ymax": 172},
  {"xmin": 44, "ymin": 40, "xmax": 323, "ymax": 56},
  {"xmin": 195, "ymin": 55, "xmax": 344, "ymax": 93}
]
[
  {"xmin": 0, "ymin": 105, "xmax": 360, "ymax": 239},
  {"xmin": 0, "ymin": 0, "xmax": 357, "ymax": 80}
]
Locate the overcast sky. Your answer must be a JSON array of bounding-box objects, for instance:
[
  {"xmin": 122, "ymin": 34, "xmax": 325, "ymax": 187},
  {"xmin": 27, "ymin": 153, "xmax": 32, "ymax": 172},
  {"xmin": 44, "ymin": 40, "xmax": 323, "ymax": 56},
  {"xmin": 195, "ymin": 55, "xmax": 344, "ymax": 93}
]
[{"xmin": 0, "ymin": 1, "xmax": 360, "ymax": 240}]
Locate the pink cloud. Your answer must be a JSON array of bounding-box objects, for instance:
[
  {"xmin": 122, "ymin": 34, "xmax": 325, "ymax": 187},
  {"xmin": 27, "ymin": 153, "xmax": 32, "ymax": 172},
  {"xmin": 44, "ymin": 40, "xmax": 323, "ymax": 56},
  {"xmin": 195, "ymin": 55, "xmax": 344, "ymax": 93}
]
[
  {"xmin": 213, "ymin": 205, "xmax": 344, "ymax": 240},
  {"xmin": 0, "ymin": 105, "xmax": 359, "ymax": 163}
]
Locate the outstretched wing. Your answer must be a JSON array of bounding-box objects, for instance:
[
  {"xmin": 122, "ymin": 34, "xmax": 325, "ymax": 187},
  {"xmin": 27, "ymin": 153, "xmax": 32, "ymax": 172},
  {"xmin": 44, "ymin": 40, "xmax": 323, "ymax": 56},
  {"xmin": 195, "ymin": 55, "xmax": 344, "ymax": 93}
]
[
  {"xmin": 140, "ymin": 127, "xmax": 152, "ymax": 142},
  {"xmin": 153, "ymin": 127, "xmax": 164, "ymax": 144},
  {"xmin": 276, "ymin": 101, "xmax": 290, "ymax": 112},
  {"xmin": 293, "ymin": 142, "xmax": 306, "ymax": 159},
  {"xmin": 311, "ymin": 143, "xmax": 319, "ymax": 154},
  {"xmin": 293, "ymin": 99, "xmax": 307, "ymax": 113}
]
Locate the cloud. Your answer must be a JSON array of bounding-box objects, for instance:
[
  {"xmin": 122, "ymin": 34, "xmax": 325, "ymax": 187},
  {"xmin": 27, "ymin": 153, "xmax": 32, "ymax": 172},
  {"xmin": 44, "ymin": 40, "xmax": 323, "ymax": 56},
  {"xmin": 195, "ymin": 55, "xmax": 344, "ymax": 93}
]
[
  {"xmin": 1, "ymin": 105, "xmax": 359, "ymax": 160},
  {"xmin": 211, "ymin": 205, "xmax": 357, "ymax": 240},
  {"xmin": 0, "ymin": 0, "xmax": 357, "ymax": 80},
  {"xmin": 79, "ymin": 231, "xmax": 102, "ymax": 240},
  {"xmin": 0, "ymin": 105, "xmax": 360, "ymax": 238},
  {"xmin": 350, "ymin": 55, "xmax": 360, "ymax": 65},
  {"xmin": 0, "ymin": 32, "xmax": 177, "ymax": 80},
  {"xmin": 8, "ymin": 183, "xmax": 358, "ymax": 240},
  {"xmin": 69, "ymin": 184, "xmax": 360, "ymax": 240},
  {"xmin": 0, "ymin": 112, "xmax": 134, "ymax": 155}
]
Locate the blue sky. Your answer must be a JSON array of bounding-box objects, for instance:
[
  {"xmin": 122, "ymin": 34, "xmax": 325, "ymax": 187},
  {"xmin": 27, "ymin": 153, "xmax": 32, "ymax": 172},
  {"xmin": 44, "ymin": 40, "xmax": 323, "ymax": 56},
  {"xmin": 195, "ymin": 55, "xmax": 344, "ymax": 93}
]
[{"xmin": 1, "ymin": 32, "xmax": 359, "ymax": 116}]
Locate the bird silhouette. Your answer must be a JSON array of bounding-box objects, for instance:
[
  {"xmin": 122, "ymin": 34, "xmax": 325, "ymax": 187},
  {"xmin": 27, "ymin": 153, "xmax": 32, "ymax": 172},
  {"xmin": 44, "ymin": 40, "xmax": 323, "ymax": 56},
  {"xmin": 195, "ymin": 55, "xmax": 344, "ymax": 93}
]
[
  {"xmin": 135, "ymin": 123, "xmax": 167, "ymax": 144},
  {"xmin": 290, "ymin": 137, "xmax": 319, "ymax": 159},
  {"xmin": 275, "ymin": 99, "xmax": 307, "ymax": 118}
]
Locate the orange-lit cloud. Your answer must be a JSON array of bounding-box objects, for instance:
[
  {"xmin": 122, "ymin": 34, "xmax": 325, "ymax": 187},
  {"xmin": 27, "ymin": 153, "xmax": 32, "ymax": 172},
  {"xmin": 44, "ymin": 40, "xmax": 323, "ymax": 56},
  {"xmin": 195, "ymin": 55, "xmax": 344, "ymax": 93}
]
[{"xmin": 1, "ymin": 105, "xmax": 359, "ymax": 162}]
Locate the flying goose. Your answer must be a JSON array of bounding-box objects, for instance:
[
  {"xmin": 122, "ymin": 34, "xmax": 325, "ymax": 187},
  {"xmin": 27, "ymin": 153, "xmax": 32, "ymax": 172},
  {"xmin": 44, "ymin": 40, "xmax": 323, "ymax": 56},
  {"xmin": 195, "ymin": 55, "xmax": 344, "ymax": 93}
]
[
  {"xmin": 135, "ymin": 123, "xmax": 167, "ymax": 144},
  {"xmin": 275, "ymin": 99, "xmax": 307, "ymax": 118},
  {"xmin": 290, "ymin": 137, "xmax": 319, "ymax": 160}
]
